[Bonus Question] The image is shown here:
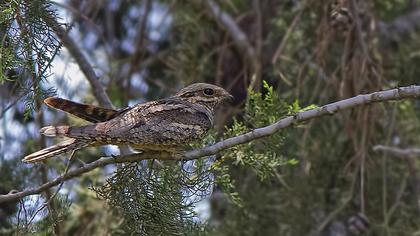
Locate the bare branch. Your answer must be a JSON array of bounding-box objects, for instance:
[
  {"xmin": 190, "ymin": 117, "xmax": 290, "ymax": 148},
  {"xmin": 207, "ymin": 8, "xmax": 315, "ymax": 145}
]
[
  {"xmin": 0, "ymin": 152, "xmax": 168, "ymax": 204},
  {"xmin": 0, "ymin": 85, "xmax": 419, "ymax": 203},
  {"xmin": 185, "ymin": 85, "xmax": 420, "ymax": 158},
  {"xmin": 374, "ymin": 145, "xmax": 420, "ymax": 158},
  {"xmin": 42, "ymin": 14, "xmax": 113, "ymax": 109}
]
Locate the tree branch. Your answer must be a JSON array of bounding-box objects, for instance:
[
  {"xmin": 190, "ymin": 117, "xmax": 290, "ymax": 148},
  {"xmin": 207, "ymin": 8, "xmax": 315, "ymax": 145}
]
[
  {"xmin": 42, "ymin": 14, "xmax": 113, "ymax": 109},
  {"xmin": 373, "ymin": 145, "xmax": 420, "ymax": 158},
  {"xmin": 1, "ymin": 85, "xmax": 419, "ymax": 203},
  {"xmin": 184, "ymin": 85, "xmax": 420, "ymax": 158}
]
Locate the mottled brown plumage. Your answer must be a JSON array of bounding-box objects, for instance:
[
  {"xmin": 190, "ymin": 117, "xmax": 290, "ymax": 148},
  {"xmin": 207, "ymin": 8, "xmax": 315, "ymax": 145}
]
[{"xmin": 23, "ymin": 83, "xmax": 232, "ymax": 163}]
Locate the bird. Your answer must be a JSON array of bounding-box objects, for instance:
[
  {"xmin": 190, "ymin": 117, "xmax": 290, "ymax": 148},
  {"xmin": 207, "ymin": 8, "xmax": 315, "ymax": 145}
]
[{"xmin": 22, "ymin": 83, "xmax": 232, "ymax": 163}]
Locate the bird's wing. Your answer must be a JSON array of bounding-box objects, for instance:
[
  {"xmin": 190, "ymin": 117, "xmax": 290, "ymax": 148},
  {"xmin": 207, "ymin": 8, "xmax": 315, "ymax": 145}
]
[
  {"xmin": 95, "ymin": 99, "xmax": 212, "ymax": 144},
  {"xmin": 44, "ymin": 97, "xmax": 129, "ymax": 123}
]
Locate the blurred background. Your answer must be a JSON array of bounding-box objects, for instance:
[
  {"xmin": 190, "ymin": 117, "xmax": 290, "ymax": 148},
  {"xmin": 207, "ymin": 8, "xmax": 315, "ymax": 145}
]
[{"xmin": 1, "ymin": 0, "xmax": 420, "ymax": 235}]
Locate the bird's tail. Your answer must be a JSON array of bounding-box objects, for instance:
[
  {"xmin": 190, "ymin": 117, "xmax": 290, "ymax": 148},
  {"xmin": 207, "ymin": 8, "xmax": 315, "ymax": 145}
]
[
  {"xmin": 40, "ymin": 125, "xmax": 71, "ymax": 137},
  {"xmin": 22, "ymin": 138, "xmax": 89, "ymax": 163},
  {"xmin": 39, "ymin": 125, "xmax": 100, "ymax": 139}
]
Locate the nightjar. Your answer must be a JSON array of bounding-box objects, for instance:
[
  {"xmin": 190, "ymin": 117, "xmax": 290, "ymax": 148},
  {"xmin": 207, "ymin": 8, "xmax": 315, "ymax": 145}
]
[{"xmin": 23, "ymin": 83, "xmax": 232, "ymax": 162}]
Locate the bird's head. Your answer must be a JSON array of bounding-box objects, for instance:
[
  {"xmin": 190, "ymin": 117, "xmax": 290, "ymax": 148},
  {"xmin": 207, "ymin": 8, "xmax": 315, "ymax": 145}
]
[{"xmin": 175, "ymin": 83, "xmax": 233, "ymax": 109}]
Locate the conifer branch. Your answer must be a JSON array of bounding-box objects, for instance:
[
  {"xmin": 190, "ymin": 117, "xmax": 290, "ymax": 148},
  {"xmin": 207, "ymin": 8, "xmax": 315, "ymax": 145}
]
[{"xmin": 0, "ymin": 85, "xmax": 419, "ymax": 203}]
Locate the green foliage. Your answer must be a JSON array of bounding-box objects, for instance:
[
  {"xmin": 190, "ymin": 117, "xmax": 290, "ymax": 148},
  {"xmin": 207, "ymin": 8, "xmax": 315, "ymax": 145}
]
[
  {"xmin": 210, "ymin": 158, "xmax": 243, "ymax": 207},
  {"xmin": 212, "ymin": 82, "xmax": 300, "ymax": 205},
  {"xmin": 93, "ymin": 159, "xmax": 212, "ymax": 235},
  {"xmin": 0, "ymin": 43, "xmax": 19, "ymax": 82},
  {"xmin": 0, "ymin": 0, "xmax": 61, "ymax": 116}
]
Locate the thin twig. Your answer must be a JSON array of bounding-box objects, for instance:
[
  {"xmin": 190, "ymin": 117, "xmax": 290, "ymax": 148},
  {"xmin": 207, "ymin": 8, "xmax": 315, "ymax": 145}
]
[
  {"xmin": 373, "ymin": 145, "xmax": 420, "ymax": 157},
  {"xmin": 272, "ymin": 9, "xmax": 304, "ymax": 64},
  {"xmin": 381, "ymin": 104, "xmax": 398, "ymax": 227},
  {"xmin": 204, "ymin": 0, "xmax": 258, "ymax": 69},
  {"xmin": 27, "ymin": 155, "xmax": 73, "ymax": 225},
  {"xmin": 0, "ymin": 85, "xmax": 419, "ymax": 203},
  {"xmin": 123, "ymin": 0, "xmax": 153, "ymax": 105},
  {"xmin": 384, "ymin": 173, "xmax": 409, "ymax": 226}
]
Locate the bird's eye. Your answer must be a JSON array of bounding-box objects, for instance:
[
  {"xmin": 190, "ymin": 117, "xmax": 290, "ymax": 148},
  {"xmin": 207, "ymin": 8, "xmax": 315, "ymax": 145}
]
[{"xmin": 203, "ymin": 88, "xmax": 214, "ymax": 96}]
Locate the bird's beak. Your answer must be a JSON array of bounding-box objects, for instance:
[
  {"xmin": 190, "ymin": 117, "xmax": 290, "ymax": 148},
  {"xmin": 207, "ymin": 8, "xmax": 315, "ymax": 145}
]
[{"xmin": 222, "ymin": 91, "xmax": 234, "ymax": 102}]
